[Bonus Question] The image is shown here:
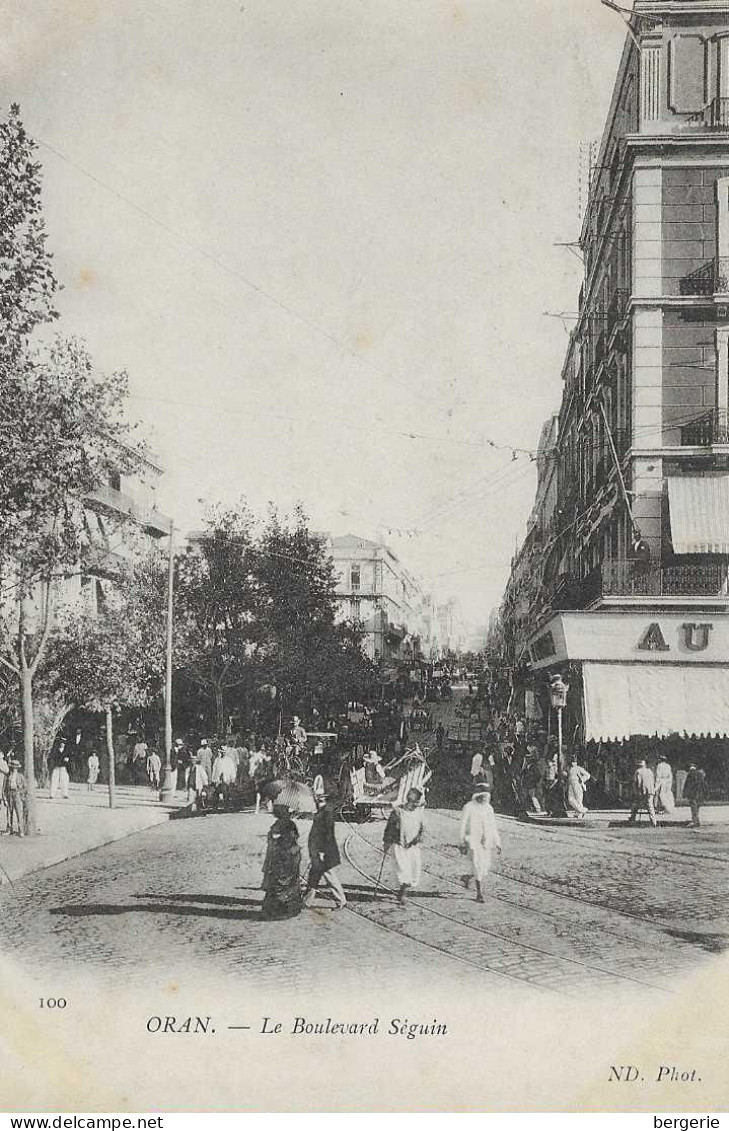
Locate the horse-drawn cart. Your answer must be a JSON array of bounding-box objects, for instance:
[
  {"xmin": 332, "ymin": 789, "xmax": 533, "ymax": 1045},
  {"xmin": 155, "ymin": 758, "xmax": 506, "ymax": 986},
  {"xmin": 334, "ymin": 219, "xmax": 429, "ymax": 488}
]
[{"xmin": 339, "ymin": 747, "xmax": 432, "ymax": 820}]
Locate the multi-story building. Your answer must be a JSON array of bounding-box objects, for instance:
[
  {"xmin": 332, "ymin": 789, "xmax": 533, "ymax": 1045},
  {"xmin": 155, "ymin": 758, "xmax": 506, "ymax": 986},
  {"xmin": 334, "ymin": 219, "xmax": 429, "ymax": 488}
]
[
  {"xmin": 500, "ymin": 415, "xmax": 559, "ymax": 668},
  {"xmin": 5, "ymin": 443, "xmax": 172, "ymax": 633},
  {"xmin": 500, "ymin": 0, "xmax": 729, "ymax": 795},
  {"xmin": 326, "ymin": 534, "xmax": 440, "ymax": 663},
  {"xmin": 72, "ymin": 445, "xmax": 172, "ymax": 616},
  {"xmin": 436, "ymin": 597, "xmax": 468, "ymax": 655}
]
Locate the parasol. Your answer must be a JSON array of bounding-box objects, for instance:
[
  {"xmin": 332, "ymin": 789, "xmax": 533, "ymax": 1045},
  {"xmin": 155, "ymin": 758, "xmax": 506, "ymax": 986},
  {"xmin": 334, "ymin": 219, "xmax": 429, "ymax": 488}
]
[
  {"xmin": 260, "ymin": 779, "xmax": 286, "ymax": 801},
  {"xmin": 270, "ymin": 779, "xmax": 317, "ymax": 815}
]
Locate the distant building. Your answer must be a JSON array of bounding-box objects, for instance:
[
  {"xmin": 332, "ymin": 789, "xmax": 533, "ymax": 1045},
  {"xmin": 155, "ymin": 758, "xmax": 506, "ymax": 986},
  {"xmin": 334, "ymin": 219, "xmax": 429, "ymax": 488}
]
[
  {"xmin": 436, "ymin": 597, "xmax": 467, "ymax": 655},
  {"xmin": 325, "ymin": 534, "xmax": 440, "ymax": 663}
]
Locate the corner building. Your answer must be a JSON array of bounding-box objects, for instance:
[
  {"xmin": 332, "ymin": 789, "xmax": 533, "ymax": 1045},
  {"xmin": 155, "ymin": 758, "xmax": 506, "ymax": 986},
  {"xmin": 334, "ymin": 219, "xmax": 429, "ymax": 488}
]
[{"xmin": 504, "ymin": 0, "xmax": 729, "ymax": 800}]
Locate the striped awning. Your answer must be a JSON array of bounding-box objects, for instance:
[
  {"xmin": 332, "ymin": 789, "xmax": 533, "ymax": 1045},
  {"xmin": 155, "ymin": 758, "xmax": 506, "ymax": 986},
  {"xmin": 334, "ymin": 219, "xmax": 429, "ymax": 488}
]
[{"xmin": 667, "ymin": 475, "xmax": 729, "ymax": 554}]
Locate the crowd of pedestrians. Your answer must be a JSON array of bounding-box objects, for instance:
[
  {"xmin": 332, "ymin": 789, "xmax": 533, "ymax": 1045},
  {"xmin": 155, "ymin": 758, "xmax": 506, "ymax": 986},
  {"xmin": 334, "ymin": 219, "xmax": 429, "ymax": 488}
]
[{"xmin": 454, "ymin": 699, "xmax": 714, "ymax": 830}]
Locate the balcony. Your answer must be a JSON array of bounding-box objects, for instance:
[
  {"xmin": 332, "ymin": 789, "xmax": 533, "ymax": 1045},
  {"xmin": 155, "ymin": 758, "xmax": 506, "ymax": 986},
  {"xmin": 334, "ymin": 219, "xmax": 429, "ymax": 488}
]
[
  {"xmin": 386, "ymin": 622, "xmax": 407, "ymax": 643},
  {"xmin": 86, "ymin": 483, "xmax": 172, "ymax": 537},
  {"xmin": 606, "ymin": 289, "xmax": 628, "ymax": 337},
  {"xmin": 83, "ymin": 545, "xmax": 128, "ymax": 580},
  {"xmin": 679, "ymin": 258, "xmax": 729, "ymax": 296},
  {"xmin": 594, "ymin": 328, "xmax": 606, "ymax": 370},
  {"xmin": 680, "ymin": 260, "xmax": 716, "ymax": 296},
  {"xmin": 680, "ymin": 409, "xmax": 729, "ymax": 447},
  {"xmin": 586, "ymin": 560, "xmax": 727, "ymax": 602},
  {"xmin": 695, "ymin": 96, "xmax": 729, "ymax": 130}
]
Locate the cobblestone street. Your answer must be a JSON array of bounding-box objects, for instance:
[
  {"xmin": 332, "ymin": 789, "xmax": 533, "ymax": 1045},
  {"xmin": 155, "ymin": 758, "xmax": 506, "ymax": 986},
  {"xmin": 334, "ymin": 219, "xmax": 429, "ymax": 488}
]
[{"xmin": 1, "ymin": 798, "xmax": 727, "ymax": 1001}]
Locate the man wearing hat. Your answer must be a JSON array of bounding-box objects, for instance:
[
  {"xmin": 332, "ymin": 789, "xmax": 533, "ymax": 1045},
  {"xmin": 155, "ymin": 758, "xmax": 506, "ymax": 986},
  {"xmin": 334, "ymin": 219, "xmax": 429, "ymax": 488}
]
[
  {"xmin": 4, "ymin": 757, "xmax": 27, "ymax": 837},
  {"xmin": 459, "ymin": 782, "xmax": 501, "ymax": 903},
  {"xmin": 303, "ymin": 790, "xmax": 346, "ymax": 910},
  {"xmin": 363, "ymin": 749, "xmax": 386, "ymax": 787},
  {"xmin": 196, "ymin": 738, "xmax": 212, "ymax": 781}
]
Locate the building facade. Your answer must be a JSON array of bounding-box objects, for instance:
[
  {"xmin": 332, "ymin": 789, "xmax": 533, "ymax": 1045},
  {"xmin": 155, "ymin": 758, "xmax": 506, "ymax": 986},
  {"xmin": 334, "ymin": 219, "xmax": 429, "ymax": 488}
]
[
  {"xmin": 500, "ymin": 0, "xmax": 729, "ymax": 792},
  {"xmin": 73, "ymin": 446, "xmax": 171, "ymax": 616},
  {"xmin": 326, "ymin": 534, "xmax": 441, "ymax": 663},
  {"xmin": 5, "ymin": 446, "xmax": 172, "ymax": 632}
]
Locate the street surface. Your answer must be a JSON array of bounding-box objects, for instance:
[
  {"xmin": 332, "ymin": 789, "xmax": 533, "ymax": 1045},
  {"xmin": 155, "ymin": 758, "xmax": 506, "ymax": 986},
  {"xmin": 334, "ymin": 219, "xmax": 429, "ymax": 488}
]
[
  {"xmin": 1, "ymin": 796, "xmax": 727, "ymax": 1000},
  {"xmin": 2, "ymin": 695, "xmax": 727, "ymax": 1000}
]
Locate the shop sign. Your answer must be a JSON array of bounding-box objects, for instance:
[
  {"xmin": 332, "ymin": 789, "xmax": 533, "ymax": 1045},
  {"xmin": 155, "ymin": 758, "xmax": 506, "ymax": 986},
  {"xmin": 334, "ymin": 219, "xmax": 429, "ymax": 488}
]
[
  {"xmin": 528, "ymin": 612, "xmax": 728, "ymax": 667},
  {"xmin": 637, "ymin": 622, "xmax": 713, "ymax": 653}
]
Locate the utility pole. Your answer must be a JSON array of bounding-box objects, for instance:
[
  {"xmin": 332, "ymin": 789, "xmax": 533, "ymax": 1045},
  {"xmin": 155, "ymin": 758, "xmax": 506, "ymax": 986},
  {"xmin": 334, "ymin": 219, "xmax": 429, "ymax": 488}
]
[{"xmin": 159, "ymin": 522, "xmax": 176, "ymax": 803}]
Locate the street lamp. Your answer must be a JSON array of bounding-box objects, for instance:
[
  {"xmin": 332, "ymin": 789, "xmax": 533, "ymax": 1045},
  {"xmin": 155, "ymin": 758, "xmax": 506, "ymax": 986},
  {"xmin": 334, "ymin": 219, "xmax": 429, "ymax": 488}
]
[
  {"xmin": 158, "ymin": 522, "xmax": 176, "ymax": 804},
  {"xmin": 549, "ymin": 672, "xmax": 569, "ymax": 815}
]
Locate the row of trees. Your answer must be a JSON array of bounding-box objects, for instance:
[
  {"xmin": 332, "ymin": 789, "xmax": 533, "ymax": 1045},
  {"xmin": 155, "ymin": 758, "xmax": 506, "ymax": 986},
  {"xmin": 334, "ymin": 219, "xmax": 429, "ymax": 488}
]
[
  {"xmin": 167, "ymin": 504, "xmax": 374, "ymax": 734},
  {"xmin": 0, "ymin": 105, "xmax": 374, "ymax": 834},
  {"xmin": 0, "ymin": 105, "xmax": 144, "ymax": 833},
  {"xmin": 40, "ymin": 502, "xmax": 374, "ymax": 780}
]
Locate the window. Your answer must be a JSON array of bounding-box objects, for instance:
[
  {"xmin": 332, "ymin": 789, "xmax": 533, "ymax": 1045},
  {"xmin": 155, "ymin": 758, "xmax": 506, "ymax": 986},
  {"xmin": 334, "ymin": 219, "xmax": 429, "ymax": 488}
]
[
  {"xmin": 350, "ymin": 565, "xmax": 361, "ymax": 591},
  {"xmin": 108, "ymin": 470, "xmax": 121, "ymax": 492},
  {"xmin": 351, "ymin": 598, "xmax": 361, "ymax": 621}
]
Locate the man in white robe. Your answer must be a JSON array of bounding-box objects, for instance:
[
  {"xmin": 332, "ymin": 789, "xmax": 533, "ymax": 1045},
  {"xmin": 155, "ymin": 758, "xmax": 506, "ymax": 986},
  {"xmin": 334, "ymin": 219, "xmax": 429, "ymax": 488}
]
[
  {"xmin": 459, "ymin": 783, "xmax": 501, "ymax": 903},
  {"xmin": 212, "ymin": 748, "xmax": 236, "ymax": 785},
  {"xmin": 383, "ymin": 787, "xmax": 426, "ymax": 904}
]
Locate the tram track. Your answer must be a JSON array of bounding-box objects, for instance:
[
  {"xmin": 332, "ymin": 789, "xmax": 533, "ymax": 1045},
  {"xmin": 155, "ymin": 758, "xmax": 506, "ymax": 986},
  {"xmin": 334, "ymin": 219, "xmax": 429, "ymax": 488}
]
[
  {"xmin": 347, "ymin": 821, "xmax": 711, "ymax": 978},
  {"xmin": 341, "ymin": 824, "xmax": 669, "ymax": 997},
  {"xmin": 437, "ymin": 806, "xmax": 729, "ymax": 867},
  {"xmin": 428, "ymin": 807, "xmax": 729, "ymax": 929}
]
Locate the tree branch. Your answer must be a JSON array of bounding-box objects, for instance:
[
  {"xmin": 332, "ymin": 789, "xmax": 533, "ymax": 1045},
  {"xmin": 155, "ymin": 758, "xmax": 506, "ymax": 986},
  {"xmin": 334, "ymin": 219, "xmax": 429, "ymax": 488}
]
[{"xmin": 0, "ymin": 653, "xmax": 19, "ymax": 677}]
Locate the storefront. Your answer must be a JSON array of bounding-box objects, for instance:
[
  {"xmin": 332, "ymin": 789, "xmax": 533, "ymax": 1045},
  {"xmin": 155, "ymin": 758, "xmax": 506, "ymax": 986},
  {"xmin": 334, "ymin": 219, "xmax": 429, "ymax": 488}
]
[{"xmin": 526, "ymin": 610, "xmax": 729, "ymax": 802}]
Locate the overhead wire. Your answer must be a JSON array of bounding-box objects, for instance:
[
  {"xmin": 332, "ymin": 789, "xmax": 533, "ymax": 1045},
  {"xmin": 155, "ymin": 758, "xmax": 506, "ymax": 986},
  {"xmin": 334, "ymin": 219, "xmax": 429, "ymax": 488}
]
[{"xmin": 36, "ymin": 136, "xmax": 510, "ymax": 434}]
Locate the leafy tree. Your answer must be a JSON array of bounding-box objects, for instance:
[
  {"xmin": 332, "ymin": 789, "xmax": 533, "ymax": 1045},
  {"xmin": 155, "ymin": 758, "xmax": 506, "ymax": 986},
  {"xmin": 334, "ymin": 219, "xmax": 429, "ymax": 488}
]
[
  {"xmin": 0, "ymin": 103, "xmax": 59, "ymax": 354},
  {"xmin": 0, "ymin": 105, "xmax": 143, "ymax": 832},
  {"xmin": 305, "ymin": 619, "xmax": 376, "ymax": 717},
  {"xmin": 168, "ymin": 503, "xmax": 374, "ymax": 738},
  {"xmin": 0, "ymin": 339, "xmax": 139, "ymax": 832},
  {"xmin": 254, "ymin": 506, "xmax": 373, "ymax": 725},
  {"xmin": 172, "ymin": 505, "xmax": 259, "ymax": 735},
  {"xmin": 45, "ymin": 596, "xmax": 165, "ymax": 808}
]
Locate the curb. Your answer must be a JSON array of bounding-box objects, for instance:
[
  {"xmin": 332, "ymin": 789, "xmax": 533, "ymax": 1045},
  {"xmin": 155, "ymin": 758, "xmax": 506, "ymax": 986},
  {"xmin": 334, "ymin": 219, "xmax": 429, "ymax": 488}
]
[{"xmin": 0, "ymin": 805, "xmax": 178, "ymax": 887}]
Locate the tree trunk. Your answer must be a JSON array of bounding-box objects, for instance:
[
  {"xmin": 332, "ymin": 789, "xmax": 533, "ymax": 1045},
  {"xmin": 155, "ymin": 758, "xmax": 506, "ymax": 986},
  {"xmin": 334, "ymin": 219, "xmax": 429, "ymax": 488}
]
[
  {"xmin": 20, "ymin": 666, "xmax": 37, "ymax": 835},
  {"xmin": 105, "ymin": 706, "xmax": 116, "ymax": 810},
  {"xmin": 36, "ymin": 702, "xmax": 72, "ymax": 790},
  {"xmin": 214, "ymin": 683, "xmax": 225, "ymax": 737}
]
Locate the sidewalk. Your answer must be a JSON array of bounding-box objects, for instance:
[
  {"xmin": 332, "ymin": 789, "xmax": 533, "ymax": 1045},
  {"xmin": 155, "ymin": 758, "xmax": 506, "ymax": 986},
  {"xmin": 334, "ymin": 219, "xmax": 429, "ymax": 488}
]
[
  {"xmin": 0, "ymin": 782, "xmax": 184, "ymax": 885},
  {"xmin": 527, "ymin": 802, "xmax": 729, "ymax": 827}
]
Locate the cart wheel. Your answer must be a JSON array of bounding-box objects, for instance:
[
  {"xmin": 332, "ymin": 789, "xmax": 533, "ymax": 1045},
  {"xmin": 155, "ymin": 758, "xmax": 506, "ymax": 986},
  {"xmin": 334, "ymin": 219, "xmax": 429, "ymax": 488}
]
[{"xmin": 338, "ymin": 801, "xmax": 358, "ymax": 822}]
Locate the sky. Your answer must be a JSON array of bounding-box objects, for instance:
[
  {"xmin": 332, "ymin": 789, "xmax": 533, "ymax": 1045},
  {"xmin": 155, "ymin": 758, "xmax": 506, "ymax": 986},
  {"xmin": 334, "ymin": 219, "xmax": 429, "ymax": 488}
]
[{"xmin": 1, "ymin": 0, "xmax": 626, "ymax": 631}]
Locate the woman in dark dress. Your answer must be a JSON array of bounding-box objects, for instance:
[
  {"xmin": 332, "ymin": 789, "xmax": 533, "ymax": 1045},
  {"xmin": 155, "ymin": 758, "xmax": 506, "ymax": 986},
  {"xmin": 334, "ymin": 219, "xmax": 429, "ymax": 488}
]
[{"xmin": 261, "ymin": 804, "xmax": 303, "ymax": 919}]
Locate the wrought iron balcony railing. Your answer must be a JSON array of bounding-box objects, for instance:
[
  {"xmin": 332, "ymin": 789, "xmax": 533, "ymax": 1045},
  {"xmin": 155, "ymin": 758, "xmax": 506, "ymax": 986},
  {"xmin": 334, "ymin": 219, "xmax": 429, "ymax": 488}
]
[
  {"xmin": 83, "ymin": 545, "xmax": 128, "ymax": 579},
  {"xmin": 679, "ymin": 258, "xmax": 729, "ymax": 296},
  {"xmin": 556, "ymin": 561, "xmax": 729, "ymax": 606},
  {"xmin": 700, "ymin": 96, "xmax": 729, "ymax": 130},
  {"xmin": 680, "ymin": 260, "xmax": 716, "ymax": 295},
  {"xmin": 598, "ymin": 560, "xmax": 727, "ymax": 598},
  {"xmin": 680, "ymin": 408, "xmax": 729, "ymax": 447},
  {"xmin": 594, "ymin": 328, "xmax": 606, "ymax": 369},
  {"xmin": 607, "ymin": 288, "xmax": 628, "ymax": 336},
  {"xmin": 86, "ymin": 483, "xmax": 172, "ymax": 536}
]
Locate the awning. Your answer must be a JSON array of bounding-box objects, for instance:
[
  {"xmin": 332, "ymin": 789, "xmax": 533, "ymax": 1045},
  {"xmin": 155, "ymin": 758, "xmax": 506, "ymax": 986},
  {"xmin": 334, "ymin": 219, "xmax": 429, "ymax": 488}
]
[
  {"xmin": 667, "ymin": 475, "xmax": 729, "ymax": 554},
  {"xmin": 583, "ymin": 662, "xmax": 729, "ymax": 742}
]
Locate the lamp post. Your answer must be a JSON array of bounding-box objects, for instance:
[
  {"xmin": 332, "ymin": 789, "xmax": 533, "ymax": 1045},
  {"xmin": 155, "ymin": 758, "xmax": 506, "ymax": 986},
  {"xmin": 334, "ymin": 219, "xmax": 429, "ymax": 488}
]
[
  {"xmin": 549, "ymin": 672, "xmax": 569, "ymax": 816},
  {"xmin": 159, "ymin": 522, "xmax": 176, "ymax": 804}
]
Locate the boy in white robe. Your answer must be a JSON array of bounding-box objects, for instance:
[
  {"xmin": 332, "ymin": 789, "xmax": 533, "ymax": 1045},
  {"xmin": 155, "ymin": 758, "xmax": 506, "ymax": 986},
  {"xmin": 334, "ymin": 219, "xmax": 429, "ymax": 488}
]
[
  {"xmin": 383, "ymin": 787, "xmax": 426, "ymax": 903},
  {"xmin": 459, "ymin": 783, "xmax": 501, "ymax": 903}
]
